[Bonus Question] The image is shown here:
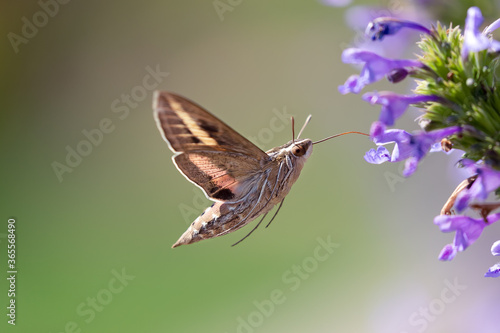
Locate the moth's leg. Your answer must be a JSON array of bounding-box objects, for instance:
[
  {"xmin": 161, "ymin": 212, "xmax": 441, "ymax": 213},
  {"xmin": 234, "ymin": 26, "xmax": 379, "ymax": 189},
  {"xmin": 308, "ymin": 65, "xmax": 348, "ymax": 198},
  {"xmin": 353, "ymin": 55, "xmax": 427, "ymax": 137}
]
[
  {"xmin": 231, "ymin": 212, "xmax": 269, "ymax": 247},
  {"xmin": 265, "ymin": 198, "xmax": 285, "ymax": 228}
]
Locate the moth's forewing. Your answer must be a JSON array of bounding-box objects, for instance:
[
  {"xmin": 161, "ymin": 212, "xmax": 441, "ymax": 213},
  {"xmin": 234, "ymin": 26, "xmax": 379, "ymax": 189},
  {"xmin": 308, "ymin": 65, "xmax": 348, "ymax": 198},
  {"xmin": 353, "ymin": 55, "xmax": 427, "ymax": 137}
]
[
  {"xmin": 153, "ymin": 92, "xmax": 267, "ymax": 157},
  {"xmin": 153, "ymin": 91, "xmax": 269, "ymax": 202}
]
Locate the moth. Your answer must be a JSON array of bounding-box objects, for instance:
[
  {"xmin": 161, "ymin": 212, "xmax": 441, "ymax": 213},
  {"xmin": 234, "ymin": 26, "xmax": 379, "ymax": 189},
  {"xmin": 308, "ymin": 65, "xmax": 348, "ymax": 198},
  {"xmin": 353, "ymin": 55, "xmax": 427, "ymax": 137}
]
[{"xmin": 153, "ymin": 91, "xmax": 366, "ymax": 248}]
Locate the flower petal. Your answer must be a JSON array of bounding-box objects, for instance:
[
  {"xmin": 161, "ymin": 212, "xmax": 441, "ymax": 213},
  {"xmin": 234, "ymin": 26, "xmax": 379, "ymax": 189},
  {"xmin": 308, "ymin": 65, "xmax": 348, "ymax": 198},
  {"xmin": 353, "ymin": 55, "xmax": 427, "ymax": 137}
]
[
  {"xmin": 434, "ymin": 213, "xmax": 500, "ymax": 259},
  {"xmin": 454, "ymin": 160, "xmax": 500, "ymax": 211},
  {"xmin": 455, "ymin": 191, "xmax": 472, "ymax": 212},
  {"xmin": 403, "ymin": 157, "xmax": 419, "ymax": 177},
  {"xmin": 363, "ymin": 92, "xmax": 441, "ymax": 126},
  {"xmin": 364, "ymin": 146, "xmax": 391, "ymax": 164},
  {"xmin": 485, "ymin": 263, "xmax": 500, "ymax": 277},
  {"xmin": 469, "ymin": 165, "xmax": 500, "ymax": 200},
  {"xmin": 340, "ymin": 49, "xmax": 423, "ymax": 94},
  {"xmin": 339, "ymin": 75, "xmax": 364, "ymax": 95},
  {"xmin": 365, "ymin": 17, "xmax": 431, "ymax": 41},
  {"xmin": 438, "ymin": 244, "xmax": 457, "ymax": 261},
  {"xmin": 483, "ymin": 17, "xmax": 500, "ymax": 35},
  {"xmin": 491, "ymin": 240, "xmax": 500, "ymax": 256},
  {"xmin": 462, "ymin": 7, "xmax": 492, "ymax": 58}
]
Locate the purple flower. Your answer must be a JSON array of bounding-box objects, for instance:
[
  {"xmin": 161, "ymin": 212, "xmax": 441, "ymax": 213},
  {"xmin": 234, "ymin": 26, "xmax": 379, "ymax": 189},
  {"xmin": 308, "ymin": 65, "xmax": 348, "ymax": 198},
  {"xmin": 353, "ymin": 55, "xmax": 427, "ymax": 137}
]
[
  {"xmin": 338, "ymin": 49, "xmax": 423, "ymax": 94},
  {"xmin": 485, "ymin": 240, "xmax": 500, "ymax": 277},
  {"xmin": 362, "ymin": 91, "xmax": 440, "ymax": 126},
  {"xmin": 365, "ymin": 17, "xmax": 431, "ymax": 41},
  {"xmin": 343, "ymin": 6, "xmax": 433, "ymax": 58},
  {"xmin": 461, "ymin": 7, "xmax": 500, "ymax": 58},
  {"xmin": 455, "ymin": 160, "xmax": 500, "ymax": 211},
  {"xmin": 369, "ymin": 121, "xmax": 460, "ymax": 176},
  {"xmin": 364, "ymin": 146, "xmax": 390, "ymax": 164},
  {"xmin": 434, "ymin": 213, "xmax": 500, "ymax": 261}
]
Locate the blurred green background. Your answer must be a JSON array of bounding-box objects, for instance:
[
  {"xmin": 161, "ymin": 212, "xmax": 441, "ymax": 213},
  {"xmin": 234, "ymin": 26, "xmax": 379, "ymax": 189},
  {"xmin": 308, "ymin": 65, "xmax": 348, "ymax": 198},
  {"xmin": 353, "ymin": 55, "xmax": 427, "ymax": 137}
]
[{"xmin": 2, "ymin": 1, "xmax": 500, "ymax": 332}]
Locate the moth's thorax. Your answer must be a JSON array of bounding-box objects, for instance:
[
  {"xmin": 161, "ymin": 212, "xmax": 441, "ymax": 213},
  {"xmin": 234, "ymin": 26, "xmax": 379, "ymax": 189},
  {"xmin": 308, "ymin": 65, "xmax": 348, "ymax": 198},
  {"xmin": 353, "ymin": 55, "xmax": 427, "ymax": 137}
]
[{"xmin": 265, "ymin": 138, "xmax": 313, "ymax": 200}]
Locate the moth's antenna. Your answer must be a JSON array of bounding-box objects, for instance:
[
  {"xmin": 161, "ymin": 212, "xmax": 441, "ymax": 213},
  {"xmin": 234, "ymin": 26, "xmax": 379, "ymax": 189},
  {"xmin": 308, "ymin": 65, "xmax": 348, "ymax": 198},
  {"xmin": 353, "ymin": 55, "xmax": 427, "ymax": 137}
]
[
  {"xmin": 313, "ymin": 131, "xmax": 369, "ymax": 145},
  {"xmin": 291, "ymin": 117, "xmax": 295, "ymax": 144},
  {"xmin": 297, "ymin": 115, "xmax": 312, "ymax": 140}
]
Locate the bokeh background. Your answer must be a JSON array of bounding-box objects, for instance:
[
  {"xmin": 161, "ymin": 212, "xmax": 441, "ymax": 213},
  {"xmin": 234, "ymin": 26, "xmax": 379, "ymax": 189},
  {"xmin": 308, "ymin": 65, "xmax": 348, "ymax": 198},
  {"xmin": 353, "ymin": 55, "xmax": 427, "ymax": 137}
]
[{"xmin": 2, "ymin": 1, "xmax": 500, "ymax": 332}]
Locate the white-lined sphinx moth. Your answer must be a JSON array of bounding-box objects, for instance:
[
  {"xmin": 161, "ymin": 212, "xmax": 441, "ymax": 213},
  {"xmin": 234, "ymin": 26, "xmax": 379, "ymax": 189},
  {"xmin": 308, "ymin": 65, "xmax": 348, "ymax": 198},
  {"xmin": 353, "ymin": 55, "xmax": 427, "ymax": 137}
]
[{"xmin": 153, "ymin": 91, "xmax": 365, "ymax": 248}]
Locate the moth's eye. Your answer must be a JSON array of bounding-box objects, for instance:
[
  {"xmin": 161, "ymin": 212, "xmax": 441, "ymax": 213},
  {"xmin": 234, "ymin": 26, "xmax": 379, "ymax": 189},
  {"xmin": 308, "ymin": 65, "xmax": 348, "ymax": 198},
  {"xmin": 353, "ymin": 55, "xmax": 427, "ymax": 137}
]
[{"xmin": 292, "ymin": 145, "xmax": 306, "ymax": 157}]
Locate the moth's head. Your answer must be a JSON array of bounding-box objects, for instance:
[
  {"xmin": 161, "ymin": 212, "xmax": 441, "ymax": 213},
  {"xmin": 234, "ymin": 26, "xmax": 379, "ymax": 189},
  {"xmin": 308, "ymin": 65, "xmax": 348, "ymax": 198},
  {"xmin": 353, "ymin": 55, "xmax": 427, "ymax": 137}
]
[
  {"xmin": 267, "ymin": 115, "xmax": 314, "ymax": 162},
  {"xmin": 286, "ymin": 138, "xmax": 313, "ymax": 160}
]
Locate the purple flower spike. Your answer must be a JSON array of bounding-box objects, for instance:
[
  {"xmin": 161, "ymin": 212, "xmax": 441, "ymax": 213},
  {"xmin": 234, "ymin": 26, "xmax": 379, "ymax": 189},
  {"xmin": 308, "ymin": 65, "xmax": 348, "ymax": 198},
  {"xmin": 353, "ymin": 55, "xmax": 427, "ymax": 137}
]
[
  {"xmin": 370, "ymin": 121, "xmax": 460, "ymax": 176},
  {"xmin": 364, "ymin": 146, "xmax": 390, "ymax": 164},
  {"xmin": 435, "ymin": 213, "xmax": 500, "ymax": 261},
  {"xmin": 338, "ymin": 49, "xmax": 423, "ymax": 94},
  {"xmin": 461, "ymin": 7, "xmax": 500, "ymax": 58},
  {"xmin": 455, "ymin": 160, "xmax": 500, "ymax": 211},
  {"xmin": 365, "ymin": 17, "xmax": 431, "ymax": 41},
  {"xmin": 362, "ymin": 91, "xmax": 440, "ymax": 126}
]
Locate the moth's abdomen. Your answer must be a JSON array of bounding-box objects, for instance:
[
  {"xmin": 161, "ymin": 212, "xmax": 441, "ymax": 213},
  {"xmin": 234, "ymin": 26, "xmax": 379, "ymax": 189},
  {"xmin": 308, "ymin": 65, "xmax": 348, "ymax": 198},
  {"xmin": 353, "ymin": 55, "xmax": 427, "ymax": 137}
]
[{"xmin": 172, "ymin": 201, "xmax": 249, "ymax": 248}]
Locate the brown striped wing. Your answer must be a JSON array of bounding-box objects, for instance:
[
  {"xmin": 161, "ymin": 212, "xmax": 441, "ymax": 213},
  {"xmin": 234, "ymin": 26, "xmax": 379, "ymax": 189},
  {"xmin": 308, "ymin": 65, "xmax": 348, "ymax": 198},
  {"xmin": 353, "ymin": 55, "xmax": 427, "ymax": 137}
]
[{"xmin": 153, "ymin": 91, "xmax": 269, "ymax": 202}]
